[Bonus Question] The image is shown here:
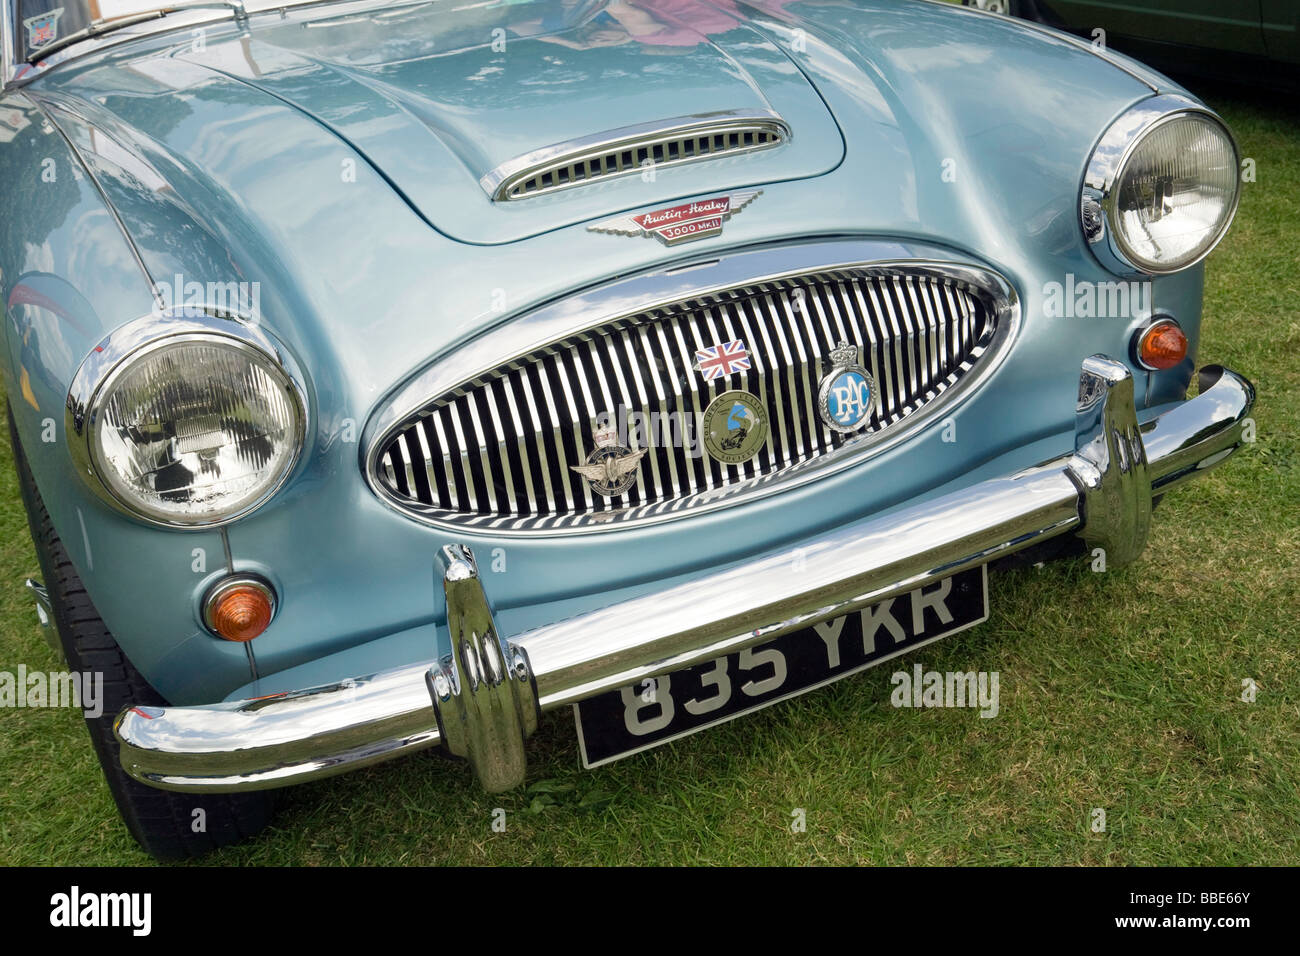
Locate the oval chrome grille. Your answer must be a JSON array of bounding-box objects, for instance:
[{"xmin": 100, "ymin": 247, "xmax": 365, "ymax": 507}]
[{"xmin": 372, "ymin": 264, "xmax": 1008, "ymax": 533}]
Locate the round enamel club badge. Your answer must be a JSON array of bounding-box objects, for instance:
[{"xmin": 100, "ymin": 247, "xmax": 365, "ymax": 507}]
[
  {"xmin": 818, "ymin": 341, "xmax": 877, "ymax": 434},
  {"xmin": 702, "ymin": 390, "xmax": 768, "ymax": 465}
]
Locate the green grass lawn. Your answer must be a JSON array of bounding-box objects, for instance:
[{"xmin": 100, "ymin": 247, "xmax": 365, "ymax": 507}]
[{"xmin": 2, "ymin": 87, "xmax": 1297, "ymax": 866}]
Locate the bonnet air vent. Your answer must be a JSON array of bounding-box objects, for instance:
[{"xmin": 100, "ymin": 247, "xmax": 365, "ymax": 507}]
[{"xmin": 480, "ymin": 110, "xmax": 790, "ymax": 202}]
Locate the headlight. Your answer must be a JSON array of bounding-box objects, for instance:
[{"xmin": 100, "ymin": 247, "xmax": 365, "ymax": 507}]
[
  {"xmin": 1082, "ymin": 95, "xmax": 1240, "ymax": 275},
  {"xmin": 68, "ymin": 309, "xmax": 306, "ymax": 527}
]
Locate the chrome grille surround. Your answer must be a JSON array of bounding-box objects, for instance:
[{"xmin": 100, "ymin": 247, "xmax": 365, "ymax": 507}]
[
  {"xmin": 480, "ymin": 110, "xmax": 790, "ymax": 202},
  {"xmin": 363, "ymin": 241, "xmax": 1020, "ymax": 535}
]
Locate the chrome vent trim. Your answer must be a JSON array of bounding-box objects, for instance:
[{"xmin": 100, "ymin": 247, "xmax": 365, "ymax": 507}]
[
  {"xmin": 363, "ymin": 243, "xmax": 1020, "ymax": 537},
  {"xmin": 480, "ymin": 110, "xmax": 790, "ymax": 202}
]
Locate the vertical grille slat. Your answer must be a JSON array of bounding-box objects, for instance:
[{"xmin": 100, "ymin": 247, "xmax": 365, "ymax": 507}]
[
  {"xmin": 675, "ymin": 307, "xmax": 724, "ymax": 492},
  {"xmin": 731, "ymin": 296, "xmax": 791, "ymax": 469},
  {"xmin": 464, "ymin": 389, "xmax": 499, "ymax": 515},
  {"xmin": 444, "ymin": 401, "xmax": 477, "ymax": 512},
  {"xmin": 530, "ymin": 356, "xmax": 578, "ymax": 513},
  {"xmin": 542, "ymin": 349, "xmax": 588, "ymax": 514},
  {"xmin": 511, "ymin": 362, "xmax": 557, "ymax": 514},
  {"xmin": 760, "ymin": 292, "xmax": 808, "ymax": 459},
  {"xmin": 378, "ymin": 269, "xmax": 996, "ymax": 528},
  {"xmin": 484, "ymin": 378, "xmax": 522, "ymax": 515},
  {"xmin": 633, "ymin": 323, "xmax": 682, "ymax": 501},
  {"xmin": 600, "ymin": 332, "xmax": 650, "ymax": 503},
  {"xmin": 782, "ymin": 287, "xmax": 830, "ymax": 456}
]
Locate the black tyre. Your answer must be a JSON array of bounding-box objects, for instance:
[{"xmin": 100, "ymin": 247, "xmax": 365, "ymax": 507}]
[{"xmin": 8, "ymin": 405, "xmax": 275, "ymax": 860}]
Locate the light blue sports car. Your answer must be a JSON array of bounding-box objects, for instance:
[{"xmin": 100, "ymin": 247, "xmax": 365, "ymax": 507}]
[{"xmin": 1, "ymin": 0, "xmax": 1254, "ymax": 857}]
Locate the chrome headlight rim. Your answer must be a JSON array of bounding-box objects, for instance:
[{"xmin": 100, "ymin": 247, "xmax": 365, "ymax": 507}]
[
  {"xmin": 1081, "ymin": 93, "xmax": 1241, "ymax": 277},
  {"xmin": 66, "ymin": 306, "xmax": 309, "ymax": 530}
]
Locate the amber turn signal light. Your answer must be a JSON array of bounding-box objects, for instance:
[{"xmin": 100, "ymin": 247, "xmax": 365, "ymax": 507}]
[
  {"xmin": 203, "ymin": 577, "xmax": 276, "ymax": 642},
  {"xmin": 1135, "ymin": 318, "xmax": 1188, "ymax": 371}
]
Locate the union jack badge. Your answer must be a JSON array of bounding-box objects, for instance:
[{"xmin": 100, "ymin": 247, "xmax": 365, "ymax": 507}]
[
  {"xmin": 694, "ymin": 339, "xmax": 751, "ymax": 381},
  {"xmin": 588, "ymin": 190, "xmax": 761, "ymax": 246},
  {"xmin": 24, "ymin": 8, "xmax": 64, "ymax": 50}
]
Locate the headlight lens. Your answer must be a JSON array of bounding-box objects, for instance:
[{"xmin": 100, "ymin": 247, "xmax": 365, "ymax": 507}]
[
  {"xmin": 1110, "ymin": 113, "xmax": 1238, "ymax": 272},
  {"xmin": 89, "ymin": 335, "xmax": 304, "ymax": 526},
  {"xmin": 1084, "ymin": 100, "xmax": 1240, "ymax": 275}
]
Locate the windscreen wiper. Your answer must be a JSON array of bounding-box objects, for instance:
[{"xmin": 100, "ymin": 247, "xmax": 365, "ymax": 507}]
[{"xmin": 24, "ymin": 0, "xmax": 250, "ymax": 64}]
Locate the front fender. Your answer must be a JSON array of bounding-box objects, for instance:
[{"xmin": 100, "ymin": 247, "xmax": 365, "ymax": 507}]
[{"xmin": 0, "ymin": 89, "xmax": 254, "ymax": 699}]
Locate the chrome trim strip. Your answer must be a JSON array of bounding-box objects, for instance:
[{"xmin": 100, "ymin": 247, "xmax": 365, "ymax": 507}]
[
  {"xmin": 65, "ymin": 306, "xmax": 309, "ymax": 529},
  {"xmin": 167, "ymin": 0, "xmax": 249, "ymax": 27},
  {"xmin": 1080, "ymin": 94, "xmax": 1241, "ymax": 276},
  {"xmin": 115, "ymin": 361, "xmax": 1255, "ymax": 792},
  {"xmin": 361, "ymin": 240, "xmax": 1020, "ymax": 536},
  {"xmin": 479, "ymin": 110, "xmax": 790, "ymax": 201},
  {"xmin": 1, "ymin": 0, "xmax": 14, "ymax": 84}
]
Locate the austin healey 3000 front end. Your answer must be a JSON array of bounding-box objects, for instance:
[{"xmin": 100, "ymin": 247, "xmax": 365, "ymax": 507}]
[{"xmin": 1, "ymin": 0, "xmax": 1253, "ymax": 858}]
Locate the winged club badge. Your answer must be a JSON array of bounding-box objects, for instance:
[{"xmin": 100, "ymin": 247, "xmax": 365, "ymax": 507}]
[
  {"xmin": 589, "ymin": 190, "xmax": 761, "ymax": 246},
  {"xmin": 570, "ymin": 422, "xmax": 648, "ymax": 499}
]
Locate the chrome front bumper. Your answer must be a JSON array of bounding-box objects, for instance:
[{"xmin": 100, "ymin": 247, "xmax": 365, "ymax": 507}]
[{"xmin": 115, "ymin": 357, "xmax": 1255, "ymax": 794}]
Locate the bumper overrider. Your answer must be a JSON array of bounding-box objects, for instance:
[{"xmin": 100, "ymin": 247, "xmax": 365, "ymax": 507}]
[{"xmin": 115, "ymin": 357, "xmax": 1255, "ymax": 794}]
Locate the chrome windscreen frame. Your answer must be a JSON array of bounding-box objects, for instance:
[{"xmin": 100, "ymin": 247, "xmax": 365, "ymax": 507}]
[
  {"xmin": 2, "ymin": 2, "xmax": 230, "ymax": 87},
  {"xmin": 1, "ymin": 0, "xmax": 428, "ymax": 87},
  {"xmin": 1, "ymin": 0, "xmax": 15, "ymax": 82},
  {"xmin": 65, "ymin": 306, "xmax": 310, "ymax": 529},
  {"xmin": 361, "ymin": 239, "xmax": 1021, "ymax": 537},
  {"xmin": 1080, "ymin": 93, "xmax": 1241, "ymax": 277}
]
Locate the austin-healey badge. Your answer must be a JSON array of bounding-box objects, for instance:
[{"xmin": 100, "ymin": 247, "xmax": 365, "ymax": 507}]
[{"xmin": 588, "ymin": 191, "xmax": 761, "ymax": 246}]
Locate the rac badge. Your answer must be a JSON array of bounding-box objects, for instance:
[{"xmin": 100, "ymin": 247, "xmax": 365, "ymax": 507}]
[
  {"xmin": 588, "ymin": 191, "xmax": 761, "ymax": 246},
  {"xmin": 818, "ymin": 341, "xmax": 877, "ymax": 434},
  {"xmin": 570, "ymin": 422, "xmax": 647, "ymax": 498},
  {"xmin": 702, "ymin": 390, "xmax": 768, "ymax": 465}
]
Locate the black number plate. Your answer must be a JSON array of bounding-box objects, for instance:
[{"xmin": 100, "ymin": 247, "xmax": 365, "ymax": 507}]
[{"xmin": 575, "ymin": 565, "xmax": 989, "ymax": 768}]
